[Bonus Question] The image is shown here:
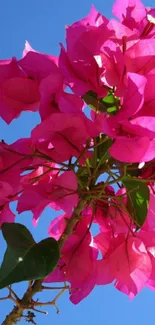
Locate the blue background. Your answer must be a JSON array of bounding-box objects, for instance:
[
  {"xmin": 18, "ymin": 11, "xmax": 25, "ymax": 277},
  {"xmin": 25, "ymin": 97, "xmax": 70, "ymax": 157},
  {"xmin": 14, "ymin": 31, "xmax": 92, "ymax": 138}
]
[{"xmin": 0, "ymin": 0, "xmax": 155, "ymax": 324}]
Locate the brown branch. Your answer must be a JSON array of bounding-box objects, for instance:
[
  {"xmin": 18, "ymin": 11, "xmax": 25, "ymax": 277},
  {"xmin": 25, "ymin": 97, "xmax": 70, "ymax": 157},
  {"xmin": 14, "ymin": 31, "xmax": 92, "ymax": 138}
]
[
  {"xmin": 2, "ymin": 279, "xmax": 43, "ymax": 325},
  {"xmin": 0, "ymin": 287, "xmax": 20, "ymax": 305},
  {"xmin": 1, "ymin": 198, "xmax": 87, "ymax": 325},
  {"xmin": 7, "ymin": 287, "xmax": 20, "ymax": 303},
  {"xmin": 59, "ymin": 198, "xmax": 86, "ymax": 248},
  {"xmin": 32, "ymin": 287, "xmax": 67, "ymax": 314}
]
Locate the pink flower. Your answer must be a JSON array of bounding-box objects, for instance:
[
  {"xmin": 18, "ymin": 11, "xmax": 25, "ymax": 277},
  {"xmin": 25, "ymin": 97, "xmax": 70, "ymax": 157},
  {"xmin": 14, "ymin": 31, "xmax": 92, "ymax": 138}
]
[
  {"xmin": 93, "ymin": 184, "xmax": 115, "ymax": 232},
  {"xmin": 110, "ymin": 136, "xmax": 155, "ymax": 163},
  {"xmin": 108, "ymin": 188, "xmax": 135, "ymax": 234},
  {"xmin": 108, "ymin": 19, "xmax": 138, "ymax": 51},
  {"xmin": 137, "ymin": 74, "xmax": 155, "ymax": 117},
  {"xmin": 0, "ymin": 181, "xmax": 13, "ymax": 206},
  {"xmin": 59, "ymin": 6, "xmax": 112, "ymax": 97},
  {"xmin": 19, "ymin": 41, "xmax": 58, "ymax": 80},
  {"xmin": 65, "ymin": 5, "xmax": 109, "ymax": 56},
  {"xmin": 137, "ymin": 231, "xmax": 155, "ymax": 290},
  {"xmin": 125, "ymin": 39, "xmax": 155, "ymax": 75},
  {"xmin": 0, "ymin": 204, "xmax": 15, "ymax": 228},
  {"xmin": 95, "ymin": 234, "xmax": 152, "ymax": 299},
  {"xmin": 31, "ymin": 112, "xmax": 98, "ymax": 162},
  {"xmin": 100, "ymin": 40, "xmax": 125, "ymax": 94},
  {"xmin": 0, "ymin": 138, "xmax": 34, "ymax": 197},
  {"xmin": 45, "ymin": 219, "xmax": 98, "ymax": 304},
  {"xmin": 17, "ymin": 171, "xmax": 78, "ymax": 224},
  {"xmin": 112, "ymin": 0, "xmax": 146, "ymax": 30},
  {"xmin": 114, "ymin": 73, "xmax": 147, "ymax": 120},
  {"xmin": 39, "ymin": 71, "xmax": 64, "ymax": 120},
  {"xmin": 142, "ymin": 188, "xmax": 155, "ymax": 231},
  {"xmin": 48, "ymin": 213, "xmax": 67, "ymax": 241},
  {"xmin": 2, "ymin": 0, "xmax": 155, "ymax": 305},
  {"xmin": 39, "ymin": 73, "xmax": 84, "ymax": 120},
  {"xmin": 0, "ymin": 58, "xmax": 39, "ymax": 123}
]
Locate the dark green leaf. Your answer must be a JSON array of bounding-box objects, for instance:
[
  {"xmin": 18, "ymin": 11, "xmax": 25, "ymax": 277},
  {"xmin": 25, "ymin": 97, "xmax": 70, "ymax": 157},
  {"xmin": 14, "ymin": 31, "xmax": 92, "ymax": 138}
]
[
  {"xmin": 126, "ymin": 164, "xmax": 143, "ymax": 177},
  {"xmin": 122, "ymin": 177, "xmax": 150, "ymax": 228},
  {"xmin": 82, "ymin": 91, "xmax": 120, "ymax": 115},
  {"xmin": 0, "ymin": 223, "xmax": 59, "ymax": 289},
  {"xmin": 77, "ymin": 167, "xmax": 90, "ymax": 189},
  {"xmin": 82, "ymin": 91, "xmax": 107, "ymax": 113},
  {"xmin": 97, "ymin": 138, "xmax": 113, "ymax": 161}
]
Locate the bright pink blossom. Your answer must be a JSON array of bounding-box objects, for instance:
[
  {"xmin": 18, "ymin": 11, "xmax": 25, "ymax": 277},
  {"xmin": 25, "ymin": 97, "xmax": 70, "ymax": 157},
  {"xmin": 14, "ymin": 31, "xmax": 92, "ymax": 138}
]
[
  {"xmin": 137, "ymin": 231, "xmax": 155, "ymax": 290},
  {"xmin": 112, "ymin": 0, "xmax": 146, "ymax": 30},
  {"xmin": 19, "ymin": 41, "xmax": 58, "ymax": 80},
  {"xmin": 0, "ymin": 58, "xmax": 39, "ymax": 123},
  {"xmin": 1, "ymin": 0, "xmax": 155, "ymax": 306},
  {"xmin": 31, "ymin": 112, "xmax": 98, "ymax": 162},
  {"xmin": 95, "ymin": 235, "xmax": 152, "ymax": 298},
  {"xmin": 17, "ymin": 170, "xmax": 78, "ymax": 223},
  {"xmin": 45, "ymin": 219, "xmax": 98, "ymax": 304},
  {"xmin": 114, "ymin": 73, "xmax": 147, "ymax": 120},
  {"xmin": 0, "ymin": 205, "xmax": 15, "ymax": 228},
  {"xmin": 59, "ymin": 6, "xmax": 113, "ymax": 97},
  {"xmin": 125, "ymin": 39, "xmax": 155, "ymax": 75}
]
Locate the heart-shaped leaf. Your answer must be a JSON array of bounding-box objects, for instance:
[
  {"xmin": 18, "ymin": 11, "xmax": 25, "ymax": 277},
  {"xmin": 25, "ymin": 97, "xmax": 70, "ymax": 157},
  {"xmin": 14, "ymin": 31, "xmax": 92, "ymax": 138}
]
[
  {"xmin": 0, "ymin": 223, "xmax": 60, "ymax": 289},
  {"xmin": 122, "ymin": 177, "xmax": 150, "ymax": 228}
]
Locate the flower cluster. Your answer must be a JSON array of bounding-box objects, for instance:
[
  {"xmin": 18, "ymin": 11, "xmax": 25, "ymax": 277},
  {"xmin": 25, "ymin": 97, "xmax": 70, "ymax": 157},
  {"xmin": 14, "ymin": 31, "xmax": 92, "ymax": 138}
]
[{"xmin": 1, "ymin": 0, "xmax": 155, "ymax": 305}]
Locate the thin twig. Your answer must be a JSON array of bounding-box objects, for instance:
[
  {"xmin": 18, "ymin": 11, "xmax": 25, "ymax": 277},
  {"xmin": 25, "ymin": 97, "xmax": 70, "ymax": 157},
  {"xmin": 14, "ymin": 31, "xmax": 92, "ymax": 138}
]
[
  {"xmin": 31, "ymin": 307, "xmax": 48, "ymax": 315},
  {"xmin": 33, "ymin": 288, "xmax": 67, "ymax": 314}
]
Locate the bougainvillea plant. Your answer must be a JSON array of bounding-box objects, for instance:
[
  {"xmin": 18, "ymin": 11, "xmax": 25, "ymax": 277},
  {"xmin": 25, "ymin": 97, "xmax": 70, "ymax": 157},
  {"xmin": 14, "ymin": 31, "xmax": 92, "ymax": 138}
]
[{"xmin": 1, "ymin": 0, "xmax": 155, "ymax": 323}]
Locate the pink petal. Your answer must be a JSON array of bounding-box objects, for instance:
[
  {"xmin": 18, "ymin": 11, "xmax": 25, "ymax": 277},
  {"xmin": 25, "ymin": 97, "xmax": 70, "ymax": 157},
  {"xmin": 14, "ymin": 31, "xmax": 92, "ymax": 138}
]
[
  {"xmin": 112, "ymin": 0, "xmax": 146, "ymax": 28},
  {"xmin": 48, "ymin": 214, "xmax": 67, "ymax": 240},
  {"xmin": 125, "ymin": 39, "xmax": 155, "ymax": 74},
  {"xmin": 19, "ymin": 51, "xmax": 58, "ymax": 79},
  {"xmin": 115, "ymin": 73, "xmax": 147, "ymax": 120},
  {"xmin": 0, "ymin": 205, "xmax": 15, "ymax": 228},
  {"xmin": 110, "ymin": 136, "xmax": 155, "ymax": 163}
]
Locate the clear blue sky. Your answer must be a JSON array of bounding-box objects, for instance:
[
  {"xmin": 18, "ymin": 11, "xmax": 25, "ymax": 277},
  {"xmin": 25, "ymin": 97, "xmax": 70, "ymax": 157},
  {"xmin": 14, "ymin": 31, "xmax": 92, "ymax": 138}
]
[{"xmin": 0, "ymin": 0, "xmax": 155, "ymax": 324}]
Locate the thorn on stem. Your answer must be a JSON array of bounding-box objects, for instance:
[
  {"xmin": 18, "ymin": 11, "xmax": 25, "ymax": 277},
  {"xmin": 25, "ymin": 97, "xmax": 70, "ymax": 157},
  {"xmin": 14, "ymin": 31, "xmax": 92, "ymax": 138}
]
[{"xmin": 31, "ymin": 307, "xmax": 48, "ymax": 315}]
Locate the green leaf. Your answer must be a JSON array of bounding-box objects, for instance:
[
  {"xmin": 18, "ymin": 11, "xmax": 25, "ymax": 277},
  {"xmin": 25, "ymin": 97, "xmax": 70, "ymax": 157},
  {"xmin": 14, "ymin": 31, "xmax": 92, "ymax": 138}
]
[
  {"xmin": 86, "ymin": 157, "xmax": 92, "ymax": 168},
  {"xmin": 82, "ymin": 91, "xmax": 107, "ymax": 113},
  {"xmin": 101, "ymin": 92, "xmax": 120, "ymax": 115},
  {"xmin": 122, "ymin": 177, "xmax": 150, "ymax": 228},
  {"xmin": 82, "ymin": 91, "xmax": 120, "ymax": 115},
  {"xmin": 97, "ymin": 138, "xmax": 113, "ymax": 161},
  {"xmin": 101, "ymin": 92, "xmax": 115, "ymax": 107},
  {"xmin": 126, "ymin": 164, "xmax": 143, "ymax": 177},
  {"xmin": 77, "ymin": 167, "xmax": 90, "ymax": 189},
  {"xmin": 0, "ymin": 223, "xmax": 60, "ymax": 289},
  {"xmin": 106, "ymin": 106, "xmax": 118, "ymax": 114}
]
